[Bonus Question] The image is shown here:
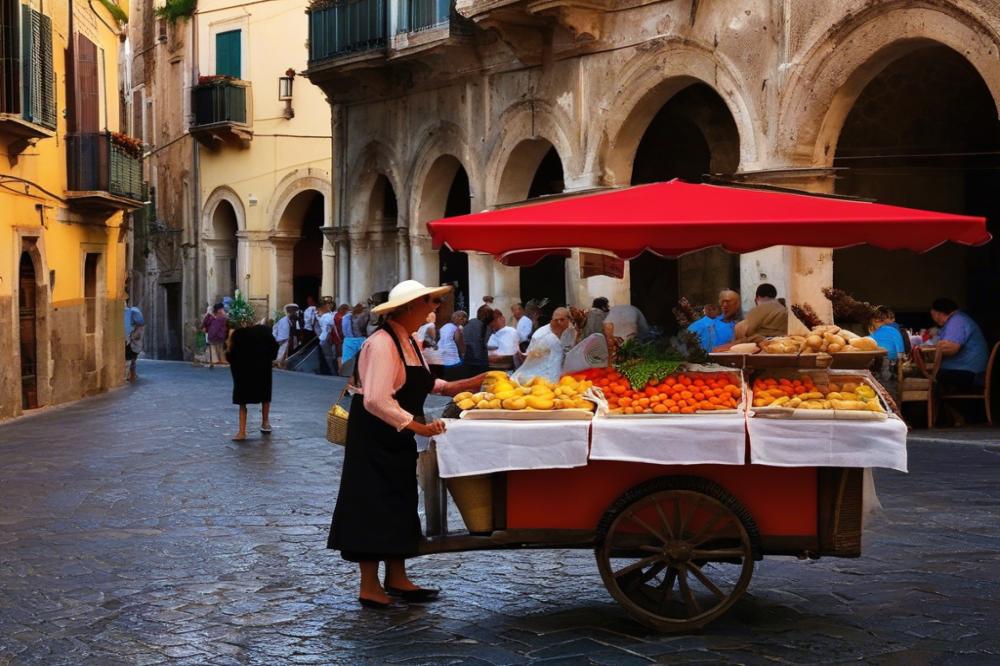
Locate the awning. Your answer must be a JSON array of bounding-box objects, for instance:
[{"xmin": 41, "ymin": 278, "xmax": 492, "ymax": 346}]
[{"xmin": 427, "ymin": 180, "xmax": 991, "ymax": 266}]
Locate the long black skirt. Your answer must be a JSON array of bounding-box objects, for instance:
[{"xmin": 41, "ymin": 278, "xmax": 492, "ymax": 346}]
[{"xmin": 327, "ymin": 395, "xmax": 421, "ymax": 561}]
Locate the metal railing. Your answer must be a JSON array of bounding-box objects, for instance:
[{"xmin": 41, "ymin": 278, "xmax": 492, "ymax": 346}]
[
  {"xmin": 66, "ymin": 132, "xmax": 145, "ymax": 202},
  {"xmin": 398, "ymin": 0, "xmax": 451, "ymax": 33},
  {"xmin": 308, "ymin": 0, "xmax": 387, "ymax": 63},
  {"xmin": 192, "ymin": 78, "xmax": 251, "ymax": 128}
]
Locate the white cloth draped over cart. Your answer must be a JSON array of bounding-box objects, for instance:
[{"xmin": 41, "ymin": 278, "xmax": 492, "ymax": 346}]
[
  {"xmin": 746, "ymin": 414, "xmax": 908, "ymax": 472},
  {"xmin": 434, "ymin": 419, "xmax": 591, "ymax": 478},
  {"xmin": 590, "ymin": 414, "xmax": 746, "ymax": 465}
]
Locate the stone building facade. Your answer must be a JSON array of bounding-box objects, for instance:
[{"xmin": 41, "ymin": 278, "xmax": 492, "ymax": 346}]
[
  {"xmin": 304, "ymin": 0, "xmax": 1000, "ymax": 337},
  {"xmin": 127, "ymin": 0, "xmax": 333, "ymax": 360},
  {"xmin": 1, "ymin": 0, "xmax": 138, "ymax": 420}
]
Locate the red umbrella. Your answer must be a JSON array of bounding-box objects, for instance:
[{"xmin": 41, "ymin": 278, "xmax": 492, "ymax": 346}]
[{"xmin": 428, "ymin": 180, "xmax": 991, "ymax": 266}]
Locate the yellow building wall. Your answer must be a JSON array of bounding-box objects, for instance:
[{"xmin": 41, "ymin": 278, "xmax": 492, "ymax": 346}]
[
  {"xmin": 1, "ymin": 0, "xmax": 132, "ymax": 420},
  {"xmin": 196, "ymin": 0, "xmax": 333, "ymax": 318}
]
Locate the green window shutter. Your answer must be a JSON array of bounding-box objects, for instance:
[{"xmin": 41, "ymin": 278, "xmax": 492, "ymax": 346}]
[
  {"xmin": 19, "ymin": 4, "xmax": 31, "ymax": 121},
  {"xmin": 37, "ymin": 10, "xmax": 53, "ymax": 128},
  {"xmin": 215, "ymin": 30, "xmax": 241, "ymax": 79},
  {"xmin": 0, "ymin": 0, "xmax": 22, "ymax": 114}
]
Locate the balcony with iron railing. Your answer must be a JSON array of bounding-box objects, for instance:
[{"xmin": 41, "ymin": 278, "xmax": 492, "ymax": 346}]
[
  {"xmin": 307, "ymin": 0, "xmax": 388, "ymax": 65},
  {"xmin": 190, "ymin": 77, "xmax": 253, "ymax": 150},
  {"xmin": 65, "ymin": 132, "xmax": 146, "ymax": 213}
]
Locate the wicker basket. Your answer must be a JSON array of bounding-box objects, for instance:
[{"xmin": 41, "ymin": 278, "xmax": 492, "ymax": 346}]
[
  {"xmin": 446, "ymin": 474, "xmax": 493, "ymax": 533},
  {"xmin": 325, "ymin": 384, "xmax": 351, "ymax": 446}
]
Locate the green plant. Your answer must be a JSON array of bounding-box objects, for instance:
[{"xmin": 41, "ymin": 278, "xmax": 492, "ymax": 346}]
[
  {"xmin": 155, "ymin": 0, "xmax": 196, "ymax": 23},
  {"xmin": 97, "ymin": 0, "xmax": 128, "ymax": 23},
  {"xmin": 228, "ymin": 290, "xmax": 256, "ymax": 328}
]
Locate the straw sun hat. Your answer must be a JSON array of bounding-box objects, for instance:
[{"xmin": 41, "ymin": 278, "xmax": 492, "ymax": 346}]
[{"xmin": 370, "ymin": 280, "xmax": 452, "ymax": 316}]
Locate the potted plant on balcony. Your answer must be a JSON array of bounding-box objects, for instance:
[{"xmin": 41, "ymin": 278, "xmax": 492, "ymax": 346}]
[
  {"xmin": 307, "ymin": 0, "xmax": 341, "ymax": 10},
  {"xmin": 198, "ymin": 74, "xmax": 237, "ymax": 86},
  {"xmin": 110, "ymin": 132, "xmax": 143, "ymax": 159}
]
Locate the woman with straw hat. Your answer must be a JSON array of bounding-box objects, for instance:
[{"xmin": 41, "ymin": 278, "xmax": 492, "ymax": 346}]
[{"xmin": 327, "ymin": 280, "xmax": 486, "ymax": 609}]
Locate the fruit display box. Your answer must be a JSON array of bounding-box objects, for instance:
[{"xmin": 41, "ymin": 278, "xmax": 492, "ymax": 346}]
[
  {"xmin": 748, "ymin": 369, "xmax": 890, "ymax": 421},
  {"xmin": 459, "ymin": 408, "xmax": 594, "ymax": 421},
  {"xmin": 599, "ymin": 364, "xmax": 746, "ymax": 418}
]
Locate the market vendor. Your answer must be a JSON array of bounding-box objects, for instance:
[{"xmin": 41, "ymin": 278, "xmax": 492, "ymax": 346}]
[
  {"xmin": 732, "ymin": 283, "xmax": 787, "ymax": 343},
  {"xmin": 487, "ymin": 309, "xmax": 520, "ymax": 368},
  {"xmin": 531, "ymin": 306, "xmax": 576, "ymax": 351},
  {"xmin": 327, "ymin": 280, "xmax": 485, "ymax": 609}
]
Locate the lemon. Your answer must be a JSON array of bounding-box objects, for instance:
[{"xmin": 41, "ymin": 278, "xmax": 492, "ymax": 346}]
[
  {"xmin": 453, "ymin": 392, "xmax": 474, "ymax": 404},
  {"xmin": 457, "ymin": 398, "xmax": 476, "ymax": 410},
  {"xmin": 525, "ymin": 396, "xmax": 555, "ymax": 410}
]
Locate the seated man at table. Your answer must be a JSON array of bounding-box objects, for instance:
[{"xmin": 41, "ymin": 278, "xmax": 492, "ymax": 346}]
[
  {"xmin": 929, "ymin": 297, "xmax": 989, "ymax": 391},
  {"xmin": 732, "ymin": 283, "xmax": 787, "ymax": 343}
]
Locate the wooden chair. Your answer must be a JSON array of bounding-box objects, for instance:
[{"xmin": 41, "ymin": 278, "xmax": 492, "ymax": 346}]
[
  {"xmin": 938, "ymin": 340, "xmax": 1000, "ymax": 426},
  {"xmin": 897, "ymin": 347, "xmax": 941, "ymax": 429}
]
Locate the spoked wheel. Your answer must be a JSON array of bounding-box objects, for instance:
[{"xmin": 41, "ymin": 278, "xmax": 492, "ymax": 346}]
[{"xmin": 595, "ymin": 476, "xmax": 761, "ymax": 632}]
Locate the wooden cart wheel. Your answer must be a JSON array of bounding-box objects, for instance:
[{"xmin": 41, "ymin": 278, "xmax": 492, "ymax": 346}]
[{"xmin": 595, "ymin": 476, "xmax": 761, "ymax": 632}]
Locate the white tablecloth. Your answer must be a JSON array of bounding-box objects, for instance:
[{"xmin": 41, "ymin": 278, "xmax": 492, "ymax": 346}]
[
  {"xmin": 590, "ymin": 414, "xmax": 747, "ymax": 465},
  {"xmin": 747, "ymin": 415, "xmax": 908, "ymax": 472},
  {"xmin": 434, "ymin": 419, "xmax": 591, "ymax": 478}
]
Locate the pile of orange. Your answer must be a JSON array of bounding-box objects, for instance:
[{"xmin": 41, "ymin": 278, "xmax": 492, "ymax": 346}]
[
  {"xmin": 751, "ymin": 375, "xmax": 815, "ymax": 406},
  {"xmin": 567, "ymin": 368, "xmax": 742, "ymax": 414}
]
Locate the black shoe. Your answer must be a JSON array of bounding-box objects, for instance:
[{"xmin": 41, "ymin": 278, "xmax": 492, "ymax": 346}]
[
  {"xmin": 358, "ymin": 596, "xmax": 404, "ymax": 610},
  {"xmin": 385, "ymin": 586, "xmax": 440, "ymax": 602}
]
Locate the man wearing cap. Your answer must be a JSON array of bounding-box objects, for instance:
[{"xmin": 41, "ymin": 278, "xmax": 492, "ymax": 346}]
[
  {"xmin": 273, "ymin": 303, "xmax": 299, "ymax": 368},
  {"xmin": 328, "ymin": 280, "xmax": 486, "ymax": 609}
]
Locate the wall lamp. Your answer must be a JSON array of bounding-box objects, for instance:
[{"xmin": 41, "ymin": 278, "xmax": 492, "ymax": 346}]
[{"xmin": 279, "ymin": 68, "xmax": 295, "ymax": 119}]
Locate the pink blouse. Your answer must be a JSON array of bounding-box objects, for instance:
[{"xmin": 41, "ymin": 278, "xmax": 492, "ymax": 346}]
[{"xmin": 355, "ymin": 320, "xmax": 447, "ymax": 431}]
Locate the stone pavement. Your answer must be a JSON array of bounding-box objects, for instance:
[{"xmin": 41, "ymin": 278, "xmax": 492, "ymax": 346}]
[{"xmin": 1, "ymin": 360, "xmax": 999, "ymax": 665}]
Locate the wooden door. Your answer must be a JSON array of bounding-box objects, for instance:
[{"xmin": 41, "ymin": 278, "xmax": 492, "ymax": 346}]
[{"xmin": 18, "ymin": 252, "xmax": 38, "ymax": 410}]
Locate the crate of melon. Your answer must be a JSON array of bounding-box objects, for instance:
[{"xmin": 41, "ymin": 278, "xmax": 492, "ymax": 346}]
[{"xmin": 577, "ymin": 365, "xmax": 745, "ymax": 416}]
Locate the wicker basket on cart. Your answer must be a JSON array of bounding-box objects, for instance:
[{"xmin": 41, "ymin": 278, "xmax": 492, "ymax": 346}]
[{"xmin": 446, "ymin": 474, "xmax": 493, "ymax": 533}]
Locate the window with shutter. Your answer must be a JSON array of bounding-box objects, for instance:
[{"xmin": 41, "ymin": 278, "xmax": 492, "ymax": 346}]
[
  {"xmin": 0, "ymin": 0, "xmax": 21, "ymax": 114},
  {"xmin": 74, "ymin": 33, "xmax": 99, "ymax": 133},
  {"xmin": 215, "ymin": 30, "xmax": 241, "ymax": 79},
  {"xmin": 20, "ymin": 7, "xmax": 54, "ymax": 129}
]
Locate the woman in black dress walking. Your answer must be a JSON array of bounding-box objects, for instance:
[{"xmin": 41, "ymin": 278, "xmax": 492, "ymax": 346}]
[
  {"xmin": 227, "ymin": 320, "xmax": 279, "ymax": 441},
  {"xmin": 328, "ymin": 280, "xmax": 484, "ymax": 608}
]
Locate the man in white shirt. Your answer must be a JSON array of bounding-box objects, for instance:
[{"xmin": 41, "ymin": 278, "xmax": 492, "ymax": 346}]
[
  {"xmin": 515, "ymin": 301, "xmax": 536, "ymax": 346},
  {"xmin": 531, "ymin": 306, "xmax": 576, "ymax": 352},
  {"xmin": 302, "ymin": 295, "xmax": 319, "ymax": 340},
  {"xmin": 316, "ymin": 297, "xmax": 336, "ymax": 374},
  {"xmin": 487, "ymin": 310, "xmax": 520, "ymax": 367},
  {"xmin": 603, "ymin": 303, "xmax": 650, "ymax": 340},
  {"xmin": 273, "ymin": 303, "xmax": 299, "ymax": 367}
]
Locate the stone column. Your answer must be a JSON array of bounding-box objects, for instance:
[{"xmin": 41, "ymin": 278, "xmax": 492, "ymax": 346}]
[
  {"xmin": 336, "ymin": 231, "xmax": 350, "ymax": 305},
  {"xmin": 321, "ymin": 227, "xmax": 337, "ymax": 298},
  {"xmin": 348, "ymin": 232, "xmax": 371, "ymax": 304},
  {"xmin": 409, "ymin": 234, "xmax": 438, "ymax": 287},
  {"xmin": 396, "ymin": 229, "xmax": 411, "ymax": 282},
  {"xmin": 268, "ymin": 235, "xmax": 299, "ymax": 312},
  {"xmin": 491, "ymin": 263, "xmax": 520, "ymax": 315},
  {"xmin": 736, "ymin": 169, "xmax": 837, "ymax": 325}
]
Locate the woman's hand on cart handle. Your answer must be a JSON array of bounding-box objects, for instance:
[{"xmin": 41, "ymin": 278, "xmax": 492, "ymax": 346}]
[
  {"xmin": 441, "ymin": 374, "xmax": 488, "ymax": 397},
  {"xmin": 408, "ymin": 419, "xmax": 446, "ymax": 437}
]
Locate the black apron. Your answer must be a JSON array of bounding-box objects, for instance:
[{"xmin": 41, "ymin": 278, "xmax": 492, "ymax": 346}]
[{"xmin": 327, "ymin": 326, "xmax": 436, "ymax": 562}]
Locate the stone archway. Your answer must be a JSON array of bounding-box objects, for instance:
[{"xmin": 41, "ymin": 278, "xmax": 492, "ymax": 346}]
[
  {"xmin": 598, "ymin": 43, "xmax": 759, "ymax": 187},
  {"xmin": 273, "ymin": 189, "xmax": 326, "ymax": 308},
  {"xmin": 202, "ymin": 187, "xmax": 246, "ymax": 306},
  {"xmin": 10, "ymin": 237, "xmax": 51, "ymax": 417},
  {"xmin": 413, "ymin": 154, "xmax": 472, "ymax": 314},
  {"xmin": 779, "ymin": 3, "xmax": 1000, "ymax": 167},
  {"xmin": 618, "ymin": 82, "xmax": 743, "ymax": 333},
  {"xmin": 829, "ymin": 44, "xmax": 1000, "ymax": 340}
]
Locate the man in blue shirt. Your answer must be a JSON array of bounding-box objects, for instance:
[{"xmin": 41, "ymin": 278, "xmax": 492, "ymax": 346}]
[
  {"xmin": 930, "ymin": 298, "xmax": 989, "ymax": 390},
  {"xmin": 688, "ymin": 304, "xmax": 720, "ymax": 351}
]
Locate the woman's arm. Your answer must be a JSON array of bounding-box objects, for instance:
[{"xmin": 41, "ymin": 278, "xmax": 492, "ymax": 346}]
[{"xmin": 438, "ymin": 374, "xmax": 487, "ymax": 397}]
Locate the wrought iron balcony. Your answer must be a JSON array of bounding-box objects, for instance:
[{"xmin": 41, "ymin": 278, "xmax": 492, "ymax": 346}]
[
  {"xmin": 191, "ymin": 77, "xmax": 253, "ymax": 149},
  {"xmin": 308, "ymin": 0, "xmax": 388, "ymax": 65},
  {"xmin": 398, "ymin": 0, "xmax": 451, "ymax": 33},
  {"xmin": 65, "ymin": 132, "xmax": 145, "ymax": 212}
]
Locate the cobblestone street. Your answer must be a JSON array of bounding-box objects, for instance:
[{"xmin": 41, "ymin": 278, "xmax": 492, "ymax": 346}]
[{"xmin": 1, "ymin": 361, "xmax": 999, "ymax": 665}]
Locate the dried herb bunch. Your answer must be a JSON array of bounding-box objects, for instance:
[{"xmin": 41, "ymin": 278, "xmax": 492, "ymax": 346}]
[
  {"xmin": 791, "ymin": 303, "xmax": 825, "ymax": 329},
  {"xmin": 822, "ymin": 287, "xmax": 877, "ymax": 324},
  {"xmin": 671, "ymin": 297, "xmax": 698, "ymax": 329}
]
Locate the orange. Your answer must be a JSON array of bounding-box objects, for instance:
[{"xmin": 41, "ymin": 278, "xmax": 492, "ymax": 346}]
[
  {"xmin": 679, "ymin": 390, "xmax": 693, "ymax": 400},
  {"xmin": 680, "ymin": 406, "xmax": 695, "ymax": 414},
  {"xmin": 652, "ymin": 403, "xmax": 668, "ymax": 414},
  {"xmin": 637, "ymin": 398, "xmax": 650, "ymax": 408},
  {"xmin": 619, "ymin": 397, "xmax": 631, "ymax": 407},
  {"xmin": 623, "ymin": 406, "xmax": 635, "ymax": 414}
]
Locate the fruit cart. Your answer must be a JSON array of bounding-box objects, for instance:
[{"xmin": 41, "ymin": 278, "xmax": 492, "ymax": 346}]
[{"xmin": 413, "ymin": 180, "xmax": 989, "ymax": 631}]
